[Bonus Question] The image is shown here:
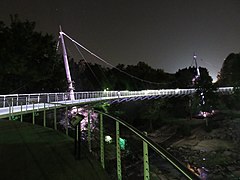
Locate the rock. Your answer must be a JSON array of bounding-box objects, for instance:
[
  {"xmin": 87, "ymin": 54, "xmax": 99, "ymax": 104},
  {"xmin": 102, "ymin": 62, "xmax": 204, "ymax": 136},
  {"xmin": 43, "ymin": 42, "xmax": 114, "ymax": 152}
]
[
  {"xmin": 223, "ymin": 150, "xmax": 232, "ymax": 156},
  {"xmin": 211, "ymin": 151, "xmax": 217, "ymax": 155},
  {"xmin": 187, "ymin": 134, "xmax": 196, "ymax": 140},
  {"xmin": 230, "ymin": 152, "xmax": 239, "ymax": 159},
  {"xmin": 211, "ymin": 174, "xmax": 224, "ymax": 179},
  {"xmin": 227, "ymin": 166, "xmax": 236, "ymax": 172},
  {"xmin": 232, "ymin": 170, "xmax": 240, "ymax": 177}
]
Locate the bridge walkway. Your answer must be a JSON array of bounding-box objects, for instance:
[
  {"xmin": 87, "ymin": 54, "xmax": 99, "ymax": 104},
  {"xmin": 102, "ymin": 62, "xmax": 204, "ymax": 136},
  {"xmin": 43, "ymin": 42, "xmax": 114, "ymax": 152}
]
[{"xmin": 0, "ymin": 119, "xmax": 109, "ymax": 180}]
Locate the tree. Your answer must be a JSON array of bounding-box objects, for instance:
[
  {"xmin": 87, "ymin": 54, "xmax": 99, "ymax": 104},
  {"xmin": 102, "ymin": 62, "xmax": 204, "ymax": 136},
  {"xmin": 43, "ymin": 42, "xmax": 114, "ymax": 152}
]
[
  {"xmin": 0, "ymin": 15, "xmax": 66, "ymax": 94},
  {"xmin": 175, "ymin": 67, "xmax": 195, "ymax": 88},
  {"xmin": 192, "ymin": 67, "xmax": 217, "ymax": 115},
  {"xmin": 175, "ymin": 66, "xmax": 216, "ymax": 116},
  {"xmin": 217, "ymin": 53, "xmax": 240, "ymax": 86}
]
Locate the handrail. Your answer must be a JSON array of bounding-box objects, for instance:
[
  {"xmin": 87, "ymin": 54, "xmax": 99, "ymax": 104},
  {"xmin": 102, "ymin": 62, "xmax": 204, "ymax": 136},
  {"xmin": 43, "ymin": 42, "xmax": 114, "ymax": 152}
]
[
  {"xmin": 0, "ymin": 87, "xmax": 234, "ymax": 108},
  {"xmin": 94, "ymin": 110, "xmax": 199, "ymax": 180},
  {"xmin": 1, "ymin": 87, "xmax": 235, "ymax": 179}
]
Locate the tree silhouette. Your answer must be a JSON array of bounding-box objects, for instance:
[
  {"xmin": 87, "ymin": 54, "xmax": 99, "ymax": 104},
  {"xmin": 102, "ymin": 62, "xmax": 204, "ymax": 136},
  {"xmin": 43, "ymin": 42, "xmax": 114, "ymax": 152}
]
[
  {"xmin": 217, "ymin": 53, "xmax": 240, "ymax": 86},
  {"xmin": 0, "ymin": 15, "xmax": 66, "ymax": 93}
]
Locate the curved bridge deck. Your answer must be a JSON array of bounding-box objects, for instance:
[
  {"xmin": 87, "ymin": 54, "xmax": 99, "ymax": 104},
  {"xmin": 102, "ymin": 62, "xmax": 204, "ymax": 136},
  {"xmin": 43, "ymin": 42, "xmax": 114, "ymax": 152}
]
[
  {"xmin": 0, "ymin": 119, "xmax": 109, "ymax": 180},
  {"xmin": 0, "ymin": 87, "xmax": 233, "ymax": 119}
]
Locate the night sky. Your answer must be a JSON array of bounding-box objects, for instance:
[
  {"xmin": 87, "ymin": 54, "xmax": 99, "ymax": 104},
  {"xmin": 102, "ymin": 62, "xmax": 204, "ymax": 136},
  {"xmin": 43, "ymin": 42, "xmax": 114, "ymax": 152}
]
[{"xmin": 1, "ymin": 0, "xmax": 240, "ymax": 81}]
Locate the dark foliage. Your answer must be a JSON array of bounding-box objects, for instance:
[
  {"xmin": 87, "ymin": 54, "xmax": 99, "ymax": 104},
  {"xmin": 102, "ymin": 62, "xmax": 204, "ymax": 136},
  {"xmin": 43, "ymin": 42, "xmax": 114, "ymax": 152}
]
[
  {"xmin": 70, "ymin": 61, "xmax": 175, "ymax": 91},
  {"xmin": 0, "ymin": 15, "xmax": 66, "ymax": 93},
  {"xmin": 217, "ymin": 53, "xmax": 240, "ymax": 86}
]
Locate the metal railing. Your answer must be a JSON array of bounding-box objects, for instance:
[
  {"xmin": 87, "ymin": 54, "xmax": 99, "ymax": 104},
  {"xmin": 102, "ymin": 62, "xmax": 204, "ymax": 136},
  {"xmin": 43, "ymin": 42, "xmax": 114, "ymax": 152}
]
[
  {"xmin": 90, "ymin": 110, "xmax": 199, "ymax": 180},
  {"xmin": 0, "ymin": 87, "xmax": 234, "ymax": 108},
  {"xmin": 3, "ymin": 101, "xmax": 199, "ymax": 179}
]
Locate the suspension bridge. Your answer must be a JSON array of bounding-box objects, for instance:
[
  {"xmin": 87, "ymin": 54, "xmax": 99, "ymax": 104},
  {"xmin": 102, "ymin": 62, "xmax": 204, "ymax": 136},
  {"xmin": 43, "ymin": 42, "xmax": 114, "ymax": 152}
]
[
  {"xmin": 0, "ymin": 87, "xmax": 233, "ymax": 119},
  {"xmin": 0, "ymin": 29, "xmax": 235, "ymax": 180},
  {"xmin": 0, "ymin": 88, "xmax": 234, "ymax": 180}
]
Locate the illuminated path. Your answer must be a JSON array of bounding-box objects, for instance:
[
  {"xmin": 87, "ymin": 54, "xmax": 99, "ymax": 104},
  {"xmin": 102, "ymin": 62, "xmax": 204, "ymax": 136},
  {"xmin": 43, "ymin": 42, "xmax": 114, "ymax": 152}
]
[{"xmin": 0, "ymin": 87, "xmax": 233, "ymax": 118}]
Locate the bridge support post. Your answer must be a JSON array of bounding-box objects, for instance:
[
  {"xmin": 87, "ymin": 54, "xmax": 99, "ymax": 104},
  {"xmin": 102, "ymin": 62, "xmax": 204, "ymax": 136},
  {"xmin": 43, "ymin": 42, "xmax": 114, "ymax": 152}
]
[
  {"xmin": 32, "ymin": 103, "xmax": 35, "ymax": 125},
  {"xmin": 74, "ymin": 124, "xmax": 81, "ymax": 160},
  {"xmin": 8, "ymin": 102, "xmax": 11, "ymax": 120},
  {"xmin": 143, "ymin": 131, "xmax": 150, "ymax": 180},
  {"xmin": 100, "ymin": 113, "xmax": 105, "ymax": 169},
  {"xmin": 43, "ymin": 103, "xmax": 46, "ymax": 127},
  {"xmin": 54, "ymin": 104, "xmax": 57, "ymax": 130},
  {"xmin": 116, "ymin": 121, "xmax": 122, "ymax": 180},
  {"xmin": 88, "ymin": 110, "xmax": 92, "ymax": 152},
  {"xmin": 20, "ymin": 103, "xmax": 23, "ymax": 122},
  {"xmin": 10, "ymin": 98, "xmax": 14, "ymax": 120},
  {"xmin": 65, "ymin": 106, "xmax": 68, "ymax": 135}
]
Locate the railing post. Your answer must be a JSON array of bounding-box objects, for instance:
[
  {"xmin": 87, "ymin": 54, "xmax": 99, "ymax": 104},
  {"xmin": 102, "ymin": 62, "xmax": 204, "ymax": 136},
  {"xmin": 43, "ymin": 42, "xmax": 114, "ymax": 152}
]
[
  {"xmin": 143, "ymin": 131, "xmax": 150, "ymax": 180},
  {"xmin": 28, "ymin": 95, "xmax": 30, "ymax": 104},
  {"xmin": 65, "ymin": 106, "xmax": 68, "ymax": 135},
  {"xmin": 16, "ymin": 95, "xmax": 19, "ymax": 106},
  {"xmin": 20, "ymin": 103, "xmax": 23, "ymax": 122},
  {"xmin": 32, "ymin": 103, "xmax": 35, "ymax": 125},
  {"xmin": 43, "ymin": 103, "xmax": 46, "ymax": 127},
  {"xmin": 25, "ymin": 97, "xmax": 28, "ymax": 111},
  {"xmin": 116, "ymin": 121, "xmax": 122, "ymax": 180},
  {"xmin": 88, "ymin": 110, "xmax": 92, "ymax": 152},
  {"xmin": 38, "ymin": 95, "xmax": 40, "ymax": 105},
  {"xmin": 54, "ymin": 104, "xmax": 57, "ymax": 130},
  {"xmin": 47, "ymin": 94, "xmax": 50, "ymax": 103},
  {"xmin": 11, "ymin": 98, "xmax": 14, "ymax": 114},
  {"xmin": 3, "ymin": 96, "xmax": 6, "ymax": 107},
  {"xmin": 8, "ymin": 102, "xmax": 11, "ymax": 120},
  {"xmin": 100, "ymin": 113, "xmax": 105, "ymax": 169},
  {"xmin": 12, "ymin": 98, "xmax": 13, "ymax": 114}
]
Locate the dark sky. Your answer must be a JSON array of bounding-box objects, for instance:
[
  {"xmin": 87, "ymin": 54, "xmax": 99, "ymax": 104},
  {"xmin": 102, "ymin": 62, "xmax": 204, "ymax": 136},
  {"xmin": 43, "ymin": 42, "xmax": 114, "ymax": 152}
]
[{"xmin": 1, "ymin": 0, "xmax": 240, "ymax": 81}]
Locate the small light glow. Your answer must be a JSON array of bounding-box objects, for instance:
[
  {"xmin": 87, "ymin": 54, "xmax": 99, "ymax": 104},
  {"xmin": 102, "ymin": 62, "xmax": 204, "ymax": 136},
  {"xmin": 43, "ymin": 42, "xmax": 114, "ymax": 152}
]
[
  {"xmin": 175, "ymin": 88, "xmax": 180, "ymax": 93},
  {"xmin": 119, "ymin": 138, "xmax": 126, "ymax": 150},
  {"xmin": 105, "ymin": 135, "xmax": 112, "ymax": 143}
]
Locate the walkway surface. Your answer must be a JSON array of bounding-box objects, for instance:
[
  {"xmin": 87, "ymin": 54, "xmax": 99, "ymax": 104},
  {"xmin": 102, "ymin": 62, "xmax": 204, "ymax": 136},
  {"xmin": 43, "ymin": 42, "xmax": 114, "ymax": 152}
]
[{"xmin": 0, "ymin": 119, "xmax": 109, "ymax": 180}]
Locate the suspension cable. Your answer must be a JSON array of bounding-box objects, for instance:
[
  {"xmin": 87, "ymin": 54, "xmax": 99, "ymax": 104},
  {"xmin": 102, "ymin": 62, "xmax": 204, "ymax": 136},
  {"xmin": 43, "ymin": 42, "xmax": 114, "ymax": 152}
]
[
  {"xmin": 73, "ymin": 43, "xmax": 102, "ymax": 88},
  {"xmin": 61, "ymin": 31, "xmax": 169, "ymax": 85}
]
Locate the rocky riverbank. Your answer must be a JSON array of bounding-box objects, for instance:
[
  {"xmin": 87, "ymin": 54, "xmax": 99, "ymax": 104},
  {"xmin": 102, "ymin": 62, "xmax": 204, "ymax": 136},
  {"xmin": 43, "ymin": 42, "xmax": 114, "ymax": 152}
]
[{"xmin": 163, "ymin": 116, "xmax": 240, "ymax": 179}]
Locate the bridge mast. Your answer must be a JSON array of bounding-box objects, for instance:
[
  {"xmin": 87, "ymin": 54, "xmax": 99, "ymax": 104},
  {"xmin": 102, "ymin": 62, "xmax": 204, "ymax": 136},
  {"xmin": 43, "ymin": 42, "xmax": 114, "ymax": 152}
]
[
  {"xmin": 193, "ymin": 54, "xmax": 200, "ymax": 78},
  {"xmin": 59, "ymin": 26, "xmax": 75, "ymax": 100}
]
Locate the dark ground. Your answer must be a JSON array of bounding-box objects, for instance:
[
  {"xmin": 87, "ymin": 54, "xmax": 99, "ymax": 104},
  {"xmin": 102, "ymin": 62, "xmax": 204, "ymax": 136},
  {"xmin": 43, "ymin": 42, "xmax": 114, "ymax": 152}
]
[{"xmin": 0, "ymin": 119, "xmax": 109, "ymax": 180}]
